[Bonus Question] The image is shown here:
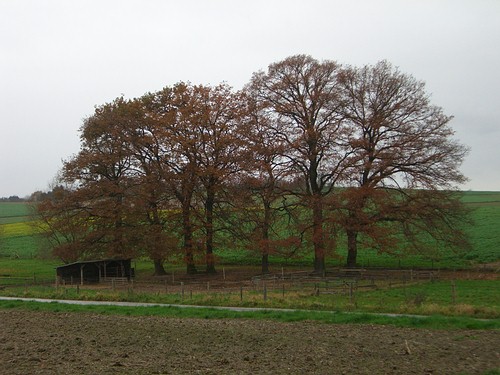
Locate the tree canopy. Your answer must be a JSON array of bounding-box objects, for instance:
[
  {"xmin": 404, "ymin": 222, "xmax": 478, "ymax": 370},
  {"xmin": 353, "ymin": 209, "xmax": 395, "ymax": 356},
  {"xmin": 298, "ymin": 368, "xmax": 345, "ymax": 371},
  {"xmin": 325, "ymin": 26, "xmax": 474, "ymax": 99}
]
[{"xmin": 35, "ymin": 56, "xmax": 470, "ymax": 274}]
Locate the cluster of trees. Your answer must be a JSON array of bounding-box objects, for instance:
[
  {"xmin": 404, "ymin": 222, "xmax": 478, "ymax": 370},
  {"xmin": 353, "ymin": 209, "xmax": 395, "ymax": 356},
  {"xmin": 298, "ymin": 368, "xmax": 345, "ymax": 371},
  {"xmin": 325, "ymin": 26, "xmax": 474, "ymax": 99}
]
[{"xmin": 36, "ymin": 55, "xmax": 470, "ymax": 275}]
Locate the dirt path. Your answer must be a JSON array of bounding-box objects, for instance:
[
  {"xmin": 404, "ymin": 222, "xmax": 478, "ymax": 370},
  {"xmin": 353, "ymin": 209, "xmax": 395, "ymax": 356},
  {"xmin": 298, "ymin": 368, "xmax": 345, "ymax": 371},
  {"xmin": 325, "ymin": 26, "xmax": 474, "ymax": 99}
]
[{"xmin": 0, "ymin": 310, "xmax": 498, "ymax": 374}]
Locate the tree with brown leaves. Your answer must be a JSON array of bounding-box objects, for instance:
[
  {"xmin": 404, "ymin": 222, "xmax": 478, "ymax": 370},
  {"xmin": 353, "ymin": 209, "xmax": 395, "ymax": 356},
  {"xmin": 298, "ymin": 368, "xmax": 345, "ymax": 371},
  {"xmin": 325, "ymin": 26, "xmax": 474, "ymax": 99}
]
[
  {"xmin": 248, "ymin": 55, "xmax": 351, "ymax": 273},
  {"xmin": 236, "ymin": 95, "xmax": 302, "ymax": 273},
  {"xmin": 336, "ymin": 61, "xmax": 470, "ymax": 266},
  {"xmin": 189, "ymin": 84, "xmax": 247, "ymax": 273}
]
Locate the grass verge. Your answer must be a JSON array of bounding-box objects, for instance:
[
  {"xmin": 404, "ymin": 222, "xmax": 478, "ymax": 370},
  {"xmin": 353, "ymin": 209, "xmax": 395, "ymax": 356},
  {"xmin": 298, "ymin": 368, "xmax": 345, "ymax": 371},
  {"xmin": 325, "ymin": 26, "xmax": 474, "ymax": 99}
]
[
  {"xmin": 0, "ymin": 298, "xmax": 498, "ymax": 330},
  {"xmin": 2, "ymin": 279, "xmax": 497, "ymax": 318}
]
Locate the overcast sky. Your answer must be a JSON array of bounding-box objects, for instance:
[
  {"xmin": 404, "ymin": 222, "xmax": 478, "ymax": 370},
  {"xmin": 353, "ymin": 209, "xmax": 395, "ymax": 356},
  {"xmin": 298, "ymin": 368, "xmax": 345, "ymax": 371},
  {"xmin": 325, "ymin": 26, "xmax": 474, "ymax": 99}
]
[{"xmin": 1, "ymin": 0, "xmax": 499, "ymax": 197}]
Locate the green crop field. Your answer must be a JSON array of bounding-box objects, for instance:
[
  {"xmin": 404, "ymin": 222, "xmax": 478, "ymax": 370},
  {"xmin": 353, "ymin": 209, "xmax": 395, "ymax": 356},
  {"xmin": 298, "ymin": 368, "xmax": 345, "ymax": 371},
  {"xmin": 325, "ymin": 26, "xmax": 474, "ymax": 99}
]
[
  {"xmin": 0, "ymin": 202, "xmax": 41, "ymax": 259},
  {"xmin": 0, "ymin": 202, "xmax": 32, "ymax": 224}
]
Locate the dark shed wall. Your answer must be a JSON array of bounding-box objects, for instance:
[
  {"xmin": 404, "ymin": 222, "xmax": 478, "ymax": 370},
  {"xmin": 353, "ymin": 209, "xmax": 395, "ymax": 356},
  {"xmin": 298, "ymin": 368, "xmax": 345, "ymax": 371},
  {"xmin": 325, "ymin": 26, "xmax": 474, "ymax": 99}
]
[{"xmin": 56, "ymin": 259, "xmax": 132, "ymax": 283}]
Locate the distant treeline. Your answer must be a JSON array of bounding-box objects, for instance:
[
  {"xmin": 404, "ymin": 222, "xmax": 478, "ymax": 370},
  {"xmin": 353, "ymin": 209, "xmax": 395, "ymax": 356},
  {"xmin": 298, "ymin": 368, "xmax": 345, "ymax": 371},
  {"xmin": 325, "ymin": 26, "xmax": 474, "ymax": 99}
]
[
  {"xmin": 0, "ymin": 190, "xmax": 57, "ymax": 203},
  {"xmin": 0, "ymin": 196, "xmax": 25, "ymax": 202}
]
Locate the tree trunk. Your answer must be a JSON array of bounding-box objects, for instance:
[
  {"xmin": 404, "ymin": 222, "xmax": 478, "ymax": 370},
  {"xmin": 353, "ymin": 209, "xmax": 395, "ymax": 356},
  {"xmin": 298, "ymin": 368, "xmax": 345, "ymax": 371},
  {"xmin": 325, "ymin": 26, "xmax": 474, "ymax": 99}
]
[
  {"xmin": 205, "ymin": 188, "xmax": 216, "ymax": 274},
  {"xmin": 312, "ymin": 195, "xmax": 325, "ymax": 274},
  {"xmin": 150, "ymin": 206, "xmax": 167, "ymax": 276},
  {"xmin": 182, "ymin": 202, "xmax": 197, "ymax": 274},
  {"xmin": 346, "ymin": 229, "xmax": 358, "ymax": 268},
  {"xmin": 261, "ymin": 254, "xmax": 269, "ymax": 274},
  {"xmin": 261, "ymin": 202, "xmax": 271, "ymax": 274},
  {"xmin": 153, "ymin": 259, "xmax": 167, "ymax": 276}
]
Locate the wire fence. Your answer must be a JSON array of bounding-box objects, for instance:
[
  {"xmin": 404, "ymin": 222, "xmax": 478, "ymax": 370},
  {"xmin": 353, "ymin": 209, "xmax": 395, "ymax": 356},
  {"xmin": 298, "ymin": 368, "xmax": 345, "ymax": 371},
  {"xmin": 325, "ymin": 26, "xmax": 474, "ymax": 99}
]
[{"xmin": 1, "ymin": 268, "xmax": 498, "ymax": 314}]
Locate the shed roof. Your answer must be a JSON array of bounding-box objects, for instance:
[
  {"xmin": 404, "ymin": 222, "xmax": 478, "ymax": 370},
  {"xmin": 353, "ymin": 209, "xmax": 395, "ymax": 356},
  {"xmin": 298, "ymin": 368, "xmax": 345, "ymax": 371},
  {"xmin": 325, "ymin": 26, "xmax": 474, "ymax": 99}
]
[{"xmin": 56, "ymin": 259, "xmax": 131, "ymax": 270}]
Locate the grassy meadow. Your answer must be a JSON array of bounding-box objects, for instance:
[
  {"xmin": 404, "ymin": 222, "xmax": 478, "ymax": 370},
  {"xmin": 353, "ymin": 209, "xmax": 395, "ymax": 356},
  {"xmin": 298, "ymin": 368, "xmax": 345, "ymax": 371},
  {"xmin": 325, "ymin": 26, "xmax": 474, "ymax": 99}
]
[
  {"xmin": 2, "ymin": 278, "xmax": 498, "ymax": 318},
  {"xmin": 0, "ymin": 202, "xmax": 31, "ymax": 224},
  {"xmin": 0, "ymin": 202, "xmax": 41, "ymax": 259},
  {"xmin": 0, "ymin": 193, "xmax": 499, "ymax": 321},
  {"xmin": 219, "ymin": 190, "xmax": 500, "ymax": 269},
  {"xmin": 1, "ymin": 298, "xmax": 496, "ymax": 329},
  {"xmin": 1, "ymin": 191, "xmax": 499, "ymax": 274}
]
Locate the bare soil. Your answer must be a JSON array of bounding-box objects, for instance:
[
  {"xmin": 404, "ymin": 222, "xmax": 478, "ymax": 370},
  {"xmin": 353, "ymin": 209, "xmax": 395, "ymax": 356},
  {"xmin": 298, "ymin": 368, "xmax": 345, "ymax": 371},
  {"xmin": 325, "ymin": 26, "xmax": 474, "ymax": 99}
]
[{"xmin": 0, "ymin": 310, "xmax": 498, "ymax": 374}]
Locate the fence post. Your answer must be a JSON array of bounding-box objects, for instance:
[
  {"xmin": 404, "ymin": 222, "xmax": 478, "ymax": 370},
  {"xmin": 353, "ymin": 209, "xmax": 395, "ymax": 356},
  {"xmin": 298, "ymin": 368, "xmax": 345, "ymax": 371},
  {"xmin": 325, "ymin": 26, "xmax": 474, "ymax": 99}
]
[
  {"xmin": 181, "ymin": 282, "xmax": 184, "ymax": 300},
  {"xmin": 240, "ymin": 286, "xmax": 243, "ymax": 301},
  {"xmin": 349, "ymin": 282, "xmax": 354, "ymax": 304},
  {"xmin": 451, "ymin": 280, "xmax": 457, "ymax": 304}
]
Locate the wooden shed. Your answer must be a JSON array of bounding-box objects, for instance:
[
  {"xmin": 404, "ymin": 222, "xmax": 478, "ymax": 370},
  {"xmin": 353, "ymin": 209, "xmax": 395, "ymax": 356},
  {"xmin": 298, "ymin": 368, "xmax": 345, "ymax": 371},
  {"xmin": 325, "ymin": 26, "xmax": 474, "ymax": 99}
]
[{"xmin": 56, "ymin": 259, "xmax": 134, "ymax": 285}]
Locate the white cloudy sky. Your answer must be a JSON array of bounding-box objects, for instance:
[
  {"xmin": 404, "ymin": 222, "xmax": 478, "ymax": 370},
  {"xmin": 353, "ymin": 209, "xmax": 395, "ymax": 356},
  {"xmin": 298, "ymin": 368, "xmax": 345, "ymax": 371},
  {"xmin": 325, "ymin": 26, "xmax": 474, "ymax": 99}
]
[{"xmin": 1, "ymin": 0, "xmax": 499, "ymax": 197}]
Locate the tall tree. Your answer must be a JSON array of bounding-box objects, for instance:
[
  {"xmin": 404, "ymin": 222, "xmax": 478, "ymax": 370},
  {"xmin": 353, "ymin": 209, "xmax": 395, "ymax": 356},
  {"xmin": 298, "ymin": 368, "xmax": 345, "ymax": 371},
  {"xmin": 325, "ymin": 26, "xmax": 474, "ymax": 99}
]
[
  {"xmin": 140, "ymin": 83, "xmax": 201, "ymax": 274},
  {"xmin": 190, "ymin": 84, "xmax": 247, "ymax": 273},
  {"xmin": 248, "ymin": 55, "xmax": 350, "ymax": 273},
  {"xmin": 39, "ymin": 97, "xmax": 180, "ymax": 269},
  {"xmin": 238, "ymin": 95, "xmax": 300, "ymax": 273},
  {"xmin": 122, "ymin": 98, "xmax": 179, "ymax": 275},
  {"xmin": 336, "ymin": 61, "xmax": 470, "ymax": 266},
  {"xmin": 60, "ymin": 97, "xmax": 140, "ymax": 259}
]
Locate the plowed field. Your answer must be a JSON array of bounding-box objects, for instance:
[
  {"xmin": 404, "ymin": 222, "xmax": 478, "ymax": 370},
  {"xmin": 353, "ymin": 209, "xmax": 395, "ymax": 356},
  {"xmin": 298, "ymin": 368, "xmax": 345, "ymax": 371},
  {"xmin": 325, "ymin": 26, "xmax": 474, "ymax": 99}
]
[{"xmin": 0, "ymin": 310, "xmax": 498, "ymax": 374}]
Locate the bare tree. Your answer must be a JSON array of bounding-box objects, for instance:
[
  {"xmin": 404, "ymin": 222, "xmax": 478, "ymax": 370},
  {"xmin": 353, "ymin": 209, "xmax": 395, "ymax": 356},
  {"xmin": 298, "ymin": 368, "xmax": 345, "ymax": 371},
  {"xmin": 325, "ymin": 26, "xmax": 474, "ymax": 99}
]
[
  {"xmin": 248, "ymin": 55, "xmax": 351, "ymax": 273},
  {"xmin": 235, "ymin": 95, "xmax": 302, "ymax": 273},
  {"xmin": 34, "ymin": 56, "xmax": 471, "ymax": 275},
  {"xmin": 140, "ymin": 83, "xmax": 201, "ymax": 274},
  {"xmin": 190, "ymin": 84, "xmax": 247, "ymax": 273},
  {"xmin": 336, "ymin": 61, "xmax": 470, "ymax": 266}
]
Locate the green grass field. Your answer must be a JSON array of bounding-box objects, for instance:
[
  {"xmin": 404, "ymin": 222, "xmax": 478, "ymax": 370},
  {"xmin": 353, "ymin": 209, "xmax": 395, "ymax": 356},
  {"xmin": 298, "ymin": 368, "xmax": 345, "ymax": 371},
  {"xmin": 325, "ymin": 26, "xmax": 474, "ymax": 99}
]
[
  {"xmin": 0, "ymin": 195, "xmax": 498, "ymax": 322},
  {"xmin": 216, "ymin": 191, "xmax": 500, "ymax": 269},
  {"xmin": 461, "ymin": 191, "xmax": 500, "ymax": 263},
  {"xmin": 1, "ymin": 279, "xmax": 498, "ymax": 319},
  {"xmin": 0, "ymin": 298, "xmax": 497, "ymax": 330},
  {"xmin": 0, "ymin": 192, "xmax": 499, "ymax": 273},
  {"xmin": 0, "ymin": 202, "xmax": 44, "ymax": 259},
  {"xmin": 0, "ymin": 202, "xmax": 31, "ymax": 224}
]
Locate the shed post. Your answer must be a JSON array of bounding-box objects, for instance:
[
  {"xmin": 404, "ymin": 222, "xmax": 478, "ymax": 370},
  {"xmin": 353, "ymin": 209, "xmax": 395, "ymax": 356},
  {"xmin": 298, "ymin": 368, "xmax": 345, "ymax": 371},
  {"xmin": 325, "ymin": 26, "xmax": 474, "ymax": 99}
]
[{"xmin": 80, "ymin": 264, "xmax": 84, "ymax": 286}]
